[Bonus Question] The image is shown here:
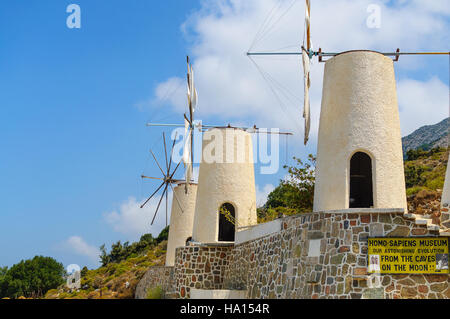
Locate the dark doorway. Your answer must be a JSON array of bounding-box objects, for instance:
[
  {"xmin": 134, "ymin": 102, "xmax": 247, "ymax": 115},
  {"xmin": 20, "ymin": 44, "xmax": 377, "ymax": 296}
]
[
  {"xmin": 349, "ymin": 152, "xmax": 373, "ymax": 208},
  {"xmin": 218, "ymin": 203, "xmax": 235, "ymax": 242}
]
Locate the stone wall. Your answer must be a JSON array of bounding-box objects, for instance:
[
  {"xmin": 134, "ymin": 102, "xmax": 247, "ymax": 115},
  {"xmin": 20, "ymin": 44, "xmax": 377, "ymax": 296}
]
[
  {"xmin": 136, "ymin": 210, "xmax": 449, "ymax": 299},
  {"xmin": 134, "ymin": 266, "xmax": 174, "ymax": 299},
  {"xmin": 223, "ymin": 210, "xmax": 449, "ymax": 299},
  {"xmin": 173, "ymin": 244, "xmax": 234, "ymax": 299},
  {"xmin": 441, "ymin": 204, "xmax": 450, "ymax": 232}
]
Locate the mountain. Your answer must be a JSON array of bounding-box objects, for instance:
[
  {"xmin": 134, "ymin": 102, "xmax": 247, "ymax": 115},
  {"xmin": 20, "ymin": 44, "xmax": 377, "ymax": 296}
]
[{"xmin": 402, "ymin": 118, "xmax": 449, "ymax": 155}]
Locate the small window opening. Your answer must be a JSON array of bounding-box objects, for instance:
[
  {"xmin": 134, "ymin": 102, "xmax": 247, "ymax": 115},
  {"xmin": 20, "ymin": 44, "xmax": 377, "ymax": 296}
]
[
  {"xmin": 349, "ymin": 152, "xmax": 373, "ymax": 208},
  {"xmin": 218, "ymin": 203, "xmax": 235, "ymax": 242}
]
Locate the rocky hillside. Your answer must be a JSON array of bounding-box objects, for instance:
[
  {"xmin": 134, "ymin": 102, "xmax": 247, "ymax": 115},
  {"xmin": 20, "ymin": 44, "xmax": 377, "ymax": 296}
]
[
  {"xmin": 402, "ymin": 117, "xmax": 449, "ymax": 155},
  {"xmin": 405, "ymin": 147, "xmax": 448, "ymax": 224},
  {"xmin": 44, "ymin": 235, "xmax": 168, "ymax": 299}
]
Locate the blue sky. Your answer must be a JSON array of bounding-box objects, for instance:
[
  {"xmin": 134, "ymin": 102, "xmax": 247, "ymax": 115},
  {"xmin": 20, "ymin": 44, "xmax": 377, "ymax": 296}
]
[{"xmin": 0, "ymin": 0, "xmax": 449, "ymax": 270}]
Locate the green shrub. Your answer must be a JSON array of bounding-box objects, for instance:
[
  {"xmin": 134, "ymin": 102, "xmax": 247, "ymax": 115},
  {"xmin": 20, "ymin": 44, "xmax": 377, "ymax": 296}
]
[
  {"xmin": 99, "ymin": 227, "xmax": 169, "ymax": 267},
  {"xmin": 406, "ymin": 186, "xmax": 425, "ymax": 196},
  {"xmin": 146, "ymin": 286, "xmax": 164, "ymax": 299},
  {"xmin": 426, "ymin": 177, "xmax": 444, "ymax": 190}
]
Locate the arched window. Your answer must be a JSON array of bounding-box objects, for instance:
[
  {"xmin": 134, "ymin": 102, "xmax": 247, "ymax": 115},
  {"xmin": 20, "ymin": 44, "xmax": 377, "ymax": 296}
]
[
  {"xmin": 349, "ymin": 152, "xmax": 373, "ymax": 208},
  {"xmin": 218, "ymin": 203, "xmax": 235, "ymax": 242},
  {"xmin": 185, "ymin": 237, "xmax": 192, "ymax": 246}
]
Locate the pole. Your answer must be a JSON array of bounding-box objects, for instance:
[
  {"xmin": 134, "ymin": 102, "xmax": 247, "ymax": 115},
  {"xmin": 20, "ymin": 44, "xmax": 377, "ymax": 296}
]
[
  {"xmin": 146, "ymin": 123, "xmax": 293, "ymax": 134},
  {"xmin": 306, "ymin": 0, "xmax": 311, "ymax": 52},
  {"xmin": 247, "ymin": 51, "xmax": 450, "ymax": 57}
]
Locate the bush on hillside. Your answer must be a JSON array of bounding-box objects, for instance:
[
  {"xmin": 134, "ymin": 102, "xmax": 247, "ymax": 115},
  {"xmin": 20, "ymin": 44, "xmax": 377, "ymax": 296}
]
[
  {"xmin": 99, "ymin": 227, "xmax": 170, "ymax": 266},
  {"xmin": 0, "ymin": 256, "xmax": 65, "ymax": 299}
]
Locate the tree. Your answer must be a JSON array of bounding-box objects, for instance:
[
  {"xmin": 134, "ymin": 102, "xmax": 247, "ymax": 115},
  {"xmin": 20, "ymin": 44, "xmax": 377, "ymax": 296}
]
[
  {"xmin": 281, "ymin": 154, "xmax": 316, "ymax": 212},
  {"xmin": 80, "ymin": 266, "xmax": 89, "ymax": 278},
  {"xmin": 0, "ymin": 256, "xmax": 65, "ymax": 299},
  {"xmin": 265, "ymin": 183, "xmax": 301, "ymax": 209},
  {"xmin": 140, "ymin": 233, "xmax": 154, "ymax": 244},
  {"xmin": 109, "ymin": 241, "xmax": 124, "ymax": 263},
  {"xmin": 98, "ymin": 227, "xmax": 170, "ymax": 267},
  {"xmin": 0, "ymin": 266, "xmax": 8, "ymax": 297},
  {"xmin": 265, "ymin": 154, "xmax": 315, "ymax": 212},
  {"xmin": 156, "ymin": 226, "xmax": 169, "ymax": 244},
  {"xmin": 99, "ymin": 244, "xmax": 111, "ymax": 266},
  {"xmin": 258, "ymin": 154, "xmax": 316, "ymax": 223}
]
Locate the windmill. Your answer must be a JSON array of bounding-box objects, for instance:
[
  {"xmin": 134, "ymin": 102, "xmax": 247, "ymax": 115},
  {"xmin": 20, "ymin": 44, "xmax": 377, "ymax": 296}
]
[
  {"xmin": 140, "ymin": 132, "xmax": 185, "ymax": 226},
  {"xmin": 144, "ymin": 55, "xmax": 294, "ymax": 223},
  {"xmin": 247, "ymin": 0, "xmax": 450, "ymax": 146}
]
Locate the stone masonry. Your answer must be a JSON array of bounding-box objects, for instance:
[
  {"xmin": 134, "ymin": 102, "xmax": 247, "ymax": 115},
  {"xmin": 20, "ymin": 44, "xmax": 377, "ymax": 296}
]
[
  {"xmin": 441, "ymin": 203, "xmax": 450, "ymax": 232},
  {"xmin": 174, "ymin": 245, "xmax": 233, "ymax": 299},
  {"xmin": 134, "ymin": 266, "xmax": 175, "ymax": 299},
  {"xmin": 223, "ymin": 211, "xmax": 448, "ymax": 299},
  {"xmin": 136, "ymin": 210, "xmax": 449, "ymax": 299}
]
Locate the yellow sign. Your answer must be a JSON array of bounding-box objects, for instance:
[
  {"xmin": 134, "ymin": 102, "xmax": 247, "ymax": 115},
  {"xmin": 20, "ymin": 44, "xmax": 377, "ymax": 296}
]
[{"xmin": 368, "ymin": 237, "xmax": 449, "ymax": 274}]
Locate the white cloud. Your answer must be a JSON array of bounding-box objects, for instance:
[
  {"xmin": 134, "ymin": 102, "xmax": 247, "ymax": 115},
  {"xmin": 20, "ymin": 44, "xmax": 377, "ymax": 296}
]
[
  {"xmin": 398, "ymin": 76, "xmax": 449, "ymax": 136},
  {"xmin": 103, "ymin": 196, "xmax": 171, "ymax": 241},
  {"xmin": 146, "ymin": 0, "xmax": 449, "ymax": 150},
  {"xmin": 256, "ymin": 183, "xmax": 275, "ymax": 207},
  {"xmin": 64, "ymin": 236, "xmax": 100, "ymax": 264}
]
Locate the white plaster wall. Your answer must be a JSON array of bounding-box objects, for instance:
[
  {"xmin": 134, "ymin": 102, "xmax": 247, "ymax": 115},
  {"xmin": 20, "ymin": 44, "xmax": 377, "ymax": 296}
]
[
  {"xmin": 235, "ymin": 219, "xmax": 282, "ymax": 245},
  {"xmin": 441, "ymin": 161, "xmax": 450, "ymax": 207},
  {"xmin": 192, "ymin": 128, "xmax": 257, "ymax": 243},
  {"xmin": 313, "ymin": 51, "xmax": 407, "ymax": 212},
  {"xmin": 165, "ymin": 183, "xmax": 198, "ymax": 266}
]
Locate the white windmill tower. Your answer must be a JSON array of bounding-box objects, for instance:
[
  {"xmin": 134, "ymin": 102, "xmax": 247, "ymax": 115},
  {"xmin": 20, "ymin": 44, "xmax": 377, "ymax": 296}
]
[
  {"xmin": 191, "ymin": 126, "xmax": 258, "ymax": 244},
  {"xmin": 147, "ymin": 55, "xmax": 293, "ymax": 245}
]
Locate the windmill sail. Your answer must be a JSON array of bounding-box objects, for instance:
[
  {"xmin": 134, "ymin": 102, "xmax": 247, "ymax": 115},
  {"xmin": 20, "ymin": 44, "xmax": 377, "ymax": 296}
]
[
  {"xmin": 302, "ymin": 0, "xmax": 311, "ymax": 145},
  {"xmin": 183, "ymin": 118, "xmax": 193, "ymax": 187},
  {"xmin": 183, "ymin": 57, "xmax": 197, "ymax": 192},
  {"xmin": 305, "ymin": 0, "xmax": 311, "ymax": 50},
  {"xmin": 141, "ymin": 133, "xmax": 183, "ymax": 226},
  {"xmin": 183, "ymin": 118, "xmax": 191, "ymax": 165},
  {"xmin": 189, "ymin": 65, "xmax": 198, "ymax": 112}
]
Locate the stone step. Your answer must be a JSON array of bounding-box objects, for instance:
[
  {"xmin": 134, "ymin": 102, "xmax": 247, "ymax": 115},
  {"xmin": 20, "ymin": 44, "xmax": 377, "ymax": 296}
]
[
  {"xmin": 403, "ymin": 213, "xmax": 417, "ymax": 220},
  {"xmin": 427, "ymin": 224, "xmax": 441, "ymax": 232},
  {"xmin": 405, "ymin": 213, "xmax": 442, "ymax": 232},
  {"xmin": 414, "ymin": 217, "xmax": 429, "ymax": 225}
]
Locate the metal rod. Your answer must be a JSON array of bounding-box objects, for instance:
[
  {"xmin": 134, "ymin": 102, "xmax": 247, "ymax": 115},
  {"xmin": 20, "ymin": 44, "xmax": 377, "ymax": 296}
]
[
  {"xmin": 146, "ymin": 123, "xmax": 185, "ymax": 127},
  {"xmin": 320, "ymin": 52, "xmax": 450, "ymax": 56},
  {"xmin": 165, "ymin": 188, "xmax": 168, "ymax": 227},
  {"xmin": 141, "ymin": 176, "xmax": 164, "ymax": 180},
  {"xmin": 140, "ymin": 181, "xmax": 165, "ymax": 209},
  {"xmin": 169, "ymin": 183, "xmax": 184, "ymax": 214},
  {"xmin": 167, "ymin": 132, "xmax": 177, "ymax": 173},
  {"xmin": 147, "ymin": 122, "xmax": 293, "ymax": 135},
  {"xmin": 247, "ymin": 52, "xmax": 301, "ymax": 56},
  {"xmin": 163, "ymin": 132, "xmax": 169, "ymax": 174},
  {"xmin": 150, "ymin": 150, "xmax": 166, "ymax": 177},
  {"xmin": 151, "ymin": 184, "xmax": 168, "ymax": 225},
  {"xmin": 247, "ymin": 51, "xmax": 449, "ymax": 57}
]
